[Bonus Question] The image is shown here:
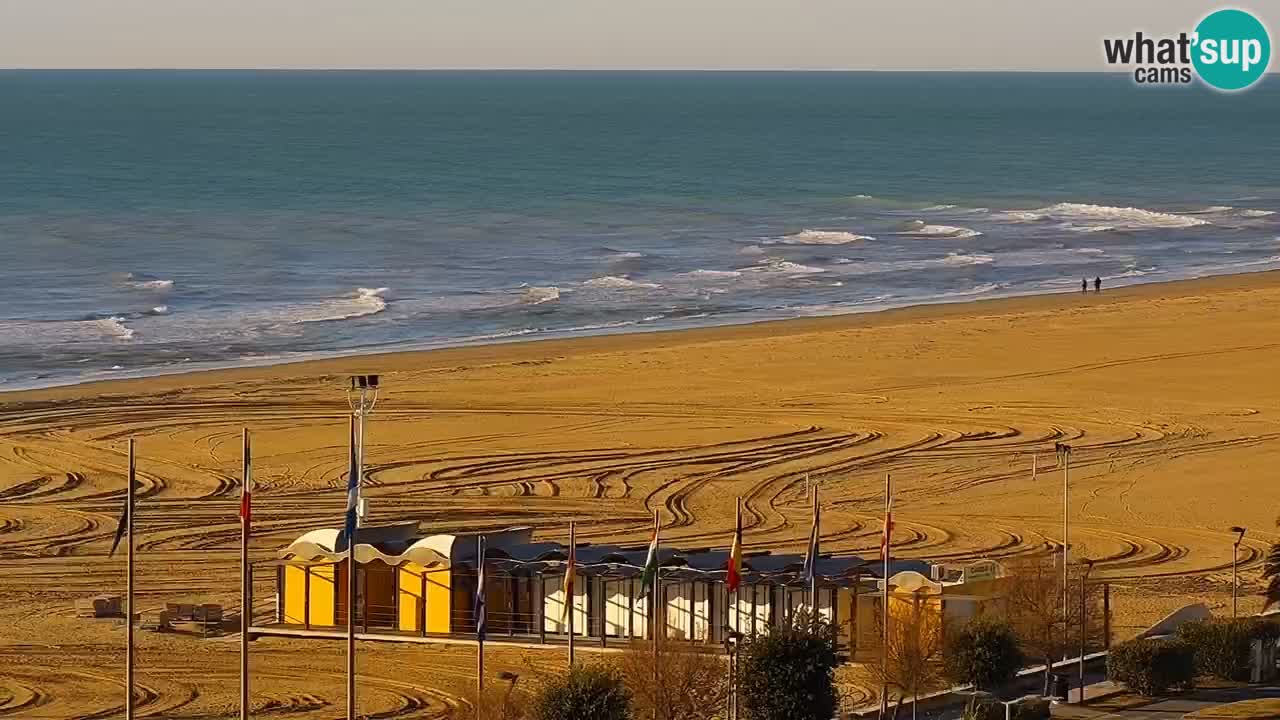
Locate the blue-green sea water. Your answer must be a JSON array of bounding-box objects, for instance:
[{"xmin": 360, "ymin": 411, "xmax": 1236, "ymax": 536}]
[{"xmin": 2, "ymin": 71, "xmax": 1278, "ymax": 388}]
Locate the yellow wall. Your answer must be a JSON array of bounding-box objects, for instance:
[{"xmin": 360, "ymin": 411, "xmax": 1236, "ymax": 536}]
[
  {"xmin": 398, "ymin": 562, "xmax": 426, "ymax": 632},
  {"xmin": 426, "ymin": 567, "xmax": 451, "ymax": 633},
  {"xmin": 309, "ymin": 564, "xmax": 336, "ymax": 626},
  {"xmin": 281, "ymin": 563, "xmax": 338, "ymax": 627},
  {"xmin": 284, "ymin": 565, "xmax": 307, "ymax": 624}
]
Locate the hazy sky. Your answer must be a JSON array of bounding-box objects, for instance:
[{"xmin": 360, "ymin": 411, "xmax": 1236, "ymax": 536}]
[{"xmin": 0, "ymin": 1, "xmax": 1271, "ymax": 71}]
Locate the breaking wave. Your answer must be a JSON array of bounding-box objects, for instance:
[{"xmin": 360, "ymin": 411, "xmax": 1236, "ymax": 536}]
[
  {"xmin": 898, "ymin": 220, "xmax": 984, "ymax": 239},
  {"xmin": 125, "ymin": 274, "xmax": 175, "ymax": 291},
  {"xmin": 1033, "ymin": 203, "xmax": 1209, "ymax": 230},
  {"xmin": 738, "ymin": 257, "xmax": 827, "ymax": 275},
  {"xmin": 521, "ymin": 285, "xmax": 561, "ymax": 305},
  {"xmin": 942, "ymin": 252, "xmax": 995, "ymax": 266},
  {"xmin": 772, "ymin": 229, "xmax": 873, "ymax": 245},
  {"xmin": 583, "ymin": 276, "xmax": 662, "ymax": 290},
  {"xmin": 294, "ymin": 287, "xmax": 389, "ymax": 324}
]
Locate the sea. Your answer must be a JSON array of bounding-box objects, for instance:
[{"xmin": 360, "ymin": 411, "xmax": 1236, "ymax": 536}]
[{"xmin": 2, "ymin": 71, "xmax": 1278, "ymax": 390}]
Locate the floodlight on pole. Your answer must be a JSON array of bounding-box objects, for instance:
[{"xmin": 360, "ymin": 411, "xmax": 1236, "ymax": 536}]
[
  {"xmin": 1230, "ymin": 526, "xmax": 1247, "ymax": 618},
  {"xmin": 345, "ymin": 375, "xmax": 380, "ymax": 720}
]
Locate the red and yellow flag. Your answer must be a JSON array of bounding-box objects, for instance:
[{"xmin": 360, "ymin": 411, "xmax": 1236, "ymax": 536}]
[{"xmin": 726, "ymin": 498, "xmax": 743, "ymax": 592}]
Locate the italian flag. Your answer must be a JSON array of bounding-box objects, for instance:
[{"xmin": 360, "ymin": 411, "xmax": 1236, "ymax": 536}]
[
  {"xmin": 640, "ymin": 511, "xmax": 661, "ymax": 594},
  {"xmin": 239, "ymin": 429, "xmax": 252, "ymax": 530},
  {"xmin": 726, "ymin": 499, "xmax": 743, "ymax": 593}
]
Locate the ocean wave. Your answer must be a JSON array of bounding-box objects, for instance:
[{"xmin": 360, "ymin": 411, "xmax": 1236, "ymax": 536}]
[
  {"xmin": 942, "ymin": 252, "xmax": 995, "ymax": 266},
  {"xmin": 124, "ymin": 274, "xmax": 175, "ymax": 291},
  {"xmin": 95, "ymin": 316, "xmax": 135, "ymax": 340},
  {"xmin": 738, "ymin": 245, "xmax": 766, "ymax": 255},
  {"xmin": 680, "ymin": 269, "xmax": 742, "ymax": 279},
  {"xmin": 1244, "ymin": 209, "xmax": 1275, "ymax": 218},
  {"xmin": 1188, "ymin": 205, "xmax": 1275, "ymax": 218},
  {"xmin": 897, "ymin": 220, "xmax": 984, "ymax": 239},
  {"xmin": 148, "ymin": 305, "xmax": 170, "ymax": 316},
  {"xmin": 772, "ymin": 229, "xmax": 873, "ymax": 245},
  {"xmin": 0, "ymin": 316, "xmax": 137, "ymax": 345},
  {"xmin": 738, "ymin": 257, "xmax": 826, "ymax": 275},
  {"xmin": 1073, "ymin": 247, "xmax": 1107, "ymax": 255},
  {"xmin": 1033, "ymin": 203, "xmax": 1209, "ymax": 230},
  {"xmin": 293, "ymin": 287, "xmax": 389, "ymax": 324},
  {"xmin": 1059, "ymin": 223, "xmax": 1116, "ymax": 234},
  {"xmin": 583, "ymin": 275, "xmax": 662, "ymax": 290},
  {"xmin": 991, "ymin": 210, "xmax": 1048, "ymax": 223},
  {"xmin": 850, "ymin": 194, "xmax": 875, "ymax": 200},
  {"xmin": 935, "ymin": 282, "xmax": 1004, "ymax": 298},
  {"xmin": 521, "ymin": 285, "xmax": 561, "ymax": 305}
]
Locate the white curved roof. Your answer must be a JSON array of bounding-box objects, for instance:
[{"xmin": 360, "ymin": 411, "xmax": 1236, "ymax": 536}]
[{"xmin": 280, "ymin": 528, "xmax": 451, "ymax": 569}]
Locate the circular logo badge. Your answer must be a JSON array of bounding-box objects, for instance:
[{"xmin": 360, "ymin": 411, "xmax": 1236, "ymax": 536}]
[{"xmin": 1193, "ymin": 9, "xmax": 1271, "ymax": 91}]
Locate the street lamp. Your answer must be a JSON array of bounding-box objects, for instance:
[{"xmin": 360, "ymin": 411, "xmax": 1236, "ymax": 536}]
[
  {"xmin": 1078, "ymin": 559, "xmax": 1095, "ymax": 702},
  {"xmin": 722, "ymin": 628, "xmax": 743, "ymax": 720},
  {"xmin": 1230, "ymin": 526, "xmax": 1247, "ymax": 618},
  {"xmin": 345, "ymin": 375, "xmax": 380, "ymax": 720}
]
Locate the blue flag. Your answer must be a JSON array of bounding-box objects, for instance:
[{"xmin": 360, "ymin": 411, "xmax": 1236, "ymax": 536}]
[
  {"xmin": 475, "ymin": 536, "xmax": 487, "ymax": 641},
  {"xmin": 343, "ymin": 416, "xmax": 358, "ymax": 551}
]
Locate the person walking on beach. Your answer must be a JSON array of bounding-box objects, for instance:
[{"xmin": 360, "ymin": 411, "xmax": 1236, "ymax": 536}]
[
  {"xmin": 1082, "ymin": 278, "xmax": 1088, "ymax": 294},
  {"xmin": 1094, "ymin": 276, "xmax": 1102, "ymax": 293}
]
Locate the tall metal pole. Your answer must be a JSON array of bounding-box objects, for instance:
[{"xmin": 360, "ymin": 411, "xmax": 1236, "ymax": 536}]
[
  {"xmin": 880, "ymin": 473, "xmax": 891, "ymax": 720},
  {"xmin": 1061, "ymin": 445, "xmax": 1070, "ymax": 662},
  {"xmin": 568, "ymin": 521, "xmax": 576, "ymax": 668},
  {"xmin": 652, "ymin": 509, "xmax": 661, "ymax": 720},
  {"xmin": 347, "ymin": 413, "xmax": 358, "ymax": 720},
  {"xmin": 477, "ymin": 536, "xmax": 485, "ymax": 717},
  {"xmin": 126, "ymin": 439, "xmax": 136, "ymax": 720},
  {"xmin": 1233, "ymin": 543, "xmax": 1239, "ymax": 619},
  {"xmin": 241, "ymin": 428, "xmax": 251, "ymax": 720},
  {"xmin": 1078, "ymin": 562, "xmax": 1091, "ymax": 702}
]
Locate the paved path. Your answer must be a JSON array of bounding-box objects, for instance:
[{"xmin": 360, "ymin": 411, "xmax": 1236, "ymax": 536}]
[{"xmin": 1053, "ymin": 685, "xmax": 1280, "ymax": 719}]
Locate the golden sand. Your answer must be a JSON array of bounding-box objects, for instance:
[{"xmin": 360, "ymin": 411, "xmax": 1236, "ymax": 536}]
[{"xmin": 3, "ymin": 271, "xmax": 1279, "ymax": 717}]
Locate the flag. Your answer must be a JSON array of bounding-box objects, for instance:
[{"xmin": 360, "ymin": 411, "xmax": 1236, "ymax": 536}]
[
  {"xmin": 880, "ymin": 478, "xmax": 894, "ymax": 563},
  {"xmin": 640, "ymin": 512, "xmax": 661, "ymax": 594},
  {"xmin": 561, "ymin": 523, "xmax": 576, "ymax": 622},
  {"xmin": 802, "ymin": 490, "xmax": 819, "ymax": 583},
  {"xmin": 239, "ymin": 430, "xmax": 252, "ymax": 529},
  {"xmin": 474, "ymin": 536, "xmax": 487, "ymax": 641},
  {"xmin": 108, "ymin": 447, "xmax": 135, "ymax": 558},
  {"xmin": 726, "ymin": 499, "xmax": 743, "ymax": 593},
  {"xmin": 343, "ymin": 415, "xmax": 358, "ymax": 551}
]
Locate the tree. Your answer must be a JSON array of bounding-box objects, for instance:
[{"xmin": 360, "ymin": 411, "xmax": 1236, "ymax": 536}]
[
  {"xmin": 615, "ymin": 636, "xmax": 729, "ymax": 720},
  {"xmin": 1264, "ymin": 525, "xmax": 1280, "ymax": 612},
  {"xmin": 737, "ymin": 611, "xmax": 839, "ymax": 720},
  {"xmin": 1004, "ymin": 556, "xmax": 1102, "ymax": 696},
  {"xmin": 866, "ymin": 592, "xmax": 946, "ymax": 720},
  {"xmin": 944, "ymin": 617, "xmax": 1024, "ymax": 694},
  {"xmin": 529, "ymin": 664, "xmax": 631, "ymax": 720}
]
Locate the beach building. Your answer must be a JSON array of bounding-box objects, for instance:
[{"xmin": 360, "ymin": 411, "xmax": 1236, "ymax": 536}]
[{"xmin": 258, "ymin": 523, "xmax": 1009, "ymax": 657}]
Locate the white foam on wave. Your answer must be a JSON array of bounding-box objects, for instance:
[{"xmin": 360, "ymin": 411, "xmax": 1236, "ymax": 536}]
[
  {"xmin": 521, "ymin": 286, "xmax": 561, "ymax": 305},
  {"xmin": 294, "ymin": 287, "xmax": 389, "ymax": 324},
  {"xmin": 1244, "ymin": 209, "xmax": 1275, "ymax": 218},
  {"xmin": 942, "ymin": 252, "xmax": 995, "ymax": 266},
  {"xmin": 897, "ymin": 220, "xmax": 984, "ymax": 239},
  {"xmin": 583, "ymin": 275, "xmax": 662, "ymax": 290},
  {"xmin": 935, "ymin": 282, "xmax": 1004, "ymax": 298},
  {"xmin": 850, "ymin": 194, "xmax": 874, "ymax": 200},
  {"xmin": 738, "ymin": 257, "xmax": 827, "ymax": 275},
  {"xmin": 1074, "ymin": 247, "xmax": 1107, "ymax": 255},
  {"xmin": 1034, "ymin": 203, "xmax": 1209, "ymax": 230},
  {"xmin": 681, "ymin": 269, "xmax": 742, "ymax": 279},
  {"xmin": 992, "ymin": 210, "xmax": 1048, "ymax": 223},
  {"xmin": 149, "ymin": 305, "xmax": 170, "ymax": 315},
  {"xmin": 772, "ymin": 229, "xmax": 873, "ymax": 245},
  {"xmin": 1060, "ymin": 223, "xmax": 1116, "ymax": 234},
  {"xmin": 125, "ymin": 274, "xmax": 175, "ymax": 291},
  {"xmin": 95, "ymin": 316, "xmax": 135, "ymax": 340},
  {"xmin": 608, "ymin": 251, "xmax": 646, "ymax": 260}
]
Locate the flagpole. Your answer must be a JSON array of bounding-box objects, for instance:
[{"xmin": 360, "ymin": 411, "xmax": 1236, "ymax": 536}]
[
  {"xmin": 810, "ymin": 486, "xmax": 819, "ymax": 618},
  {"xmin": 477, "ymin": 535, "xmax": 485, "ymax": 714},
  {"xmin": 651, "ymin": 509, "xmax": 661, "ymax": 720},
  {"xmin": 568, "ymin": 521, "xmax": 576, "ymax": 668},
  {"xmin": 347, "ymin": 414, "xmax": 357, "ymax": 720},
  {"xmin": 126, "ymin": 438, "xmax": 136, "ymax": 720},
  {"xmin": 240, "ymin": 429, "xmax": 251, "ymax": 720},
  {"xmin": 880, "ymin": 472, "xmax": 891, "ymax": 720}
]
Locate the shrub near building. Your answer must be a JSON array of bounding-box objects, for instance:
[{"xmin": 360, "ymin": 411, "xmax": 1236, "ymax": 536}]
[
  {"xmin": 1107, "ymin": 638, "xmax": 1195, "ymax": 696},
  {"xmin": 1176, "ymin": 617, "xmax": 1280, "ymax": 682}
]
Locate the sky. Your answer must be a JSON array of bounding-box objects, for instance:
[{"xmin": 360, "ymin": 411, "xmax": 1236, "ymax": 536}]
[{"xmin": 0, "ymin": 1, "xmax": 1272, "ymax": 71}]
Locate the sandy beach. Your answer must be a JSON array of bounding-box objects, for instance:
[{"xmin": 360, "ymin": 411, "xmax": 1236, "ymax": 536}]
[{"xmin": 3, "ymin": 271, "xmax": 1279, "ymax": 718}]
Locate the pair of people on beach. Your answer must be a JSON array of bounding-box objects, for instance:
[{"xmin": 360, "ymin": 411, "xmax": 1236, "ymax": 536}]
[{"xmin": 1082, "ymin": 276, "xmax": 1101, "ymax": 294}]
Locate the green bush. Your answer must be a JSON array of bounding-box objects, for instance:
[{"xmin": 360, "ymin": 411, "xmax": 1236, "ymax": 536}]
[
  {"xmin": 738, "ymin": 613, "xmax": 839, "ymax": 720},
  {"xmin": 944, "ymin": 617, "xmax": 1025, "ymax": 692},
  {"xmin": 1107, "ymin": 638, "xmax": 1195, "ymax": 696},
  {"xmin": 1176, "ymin": 618, "xmax": 1280, "ymax": 681},
  {"xmin": 530, "ymin": 663, "xmax": 631, "ymax": 720}
]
